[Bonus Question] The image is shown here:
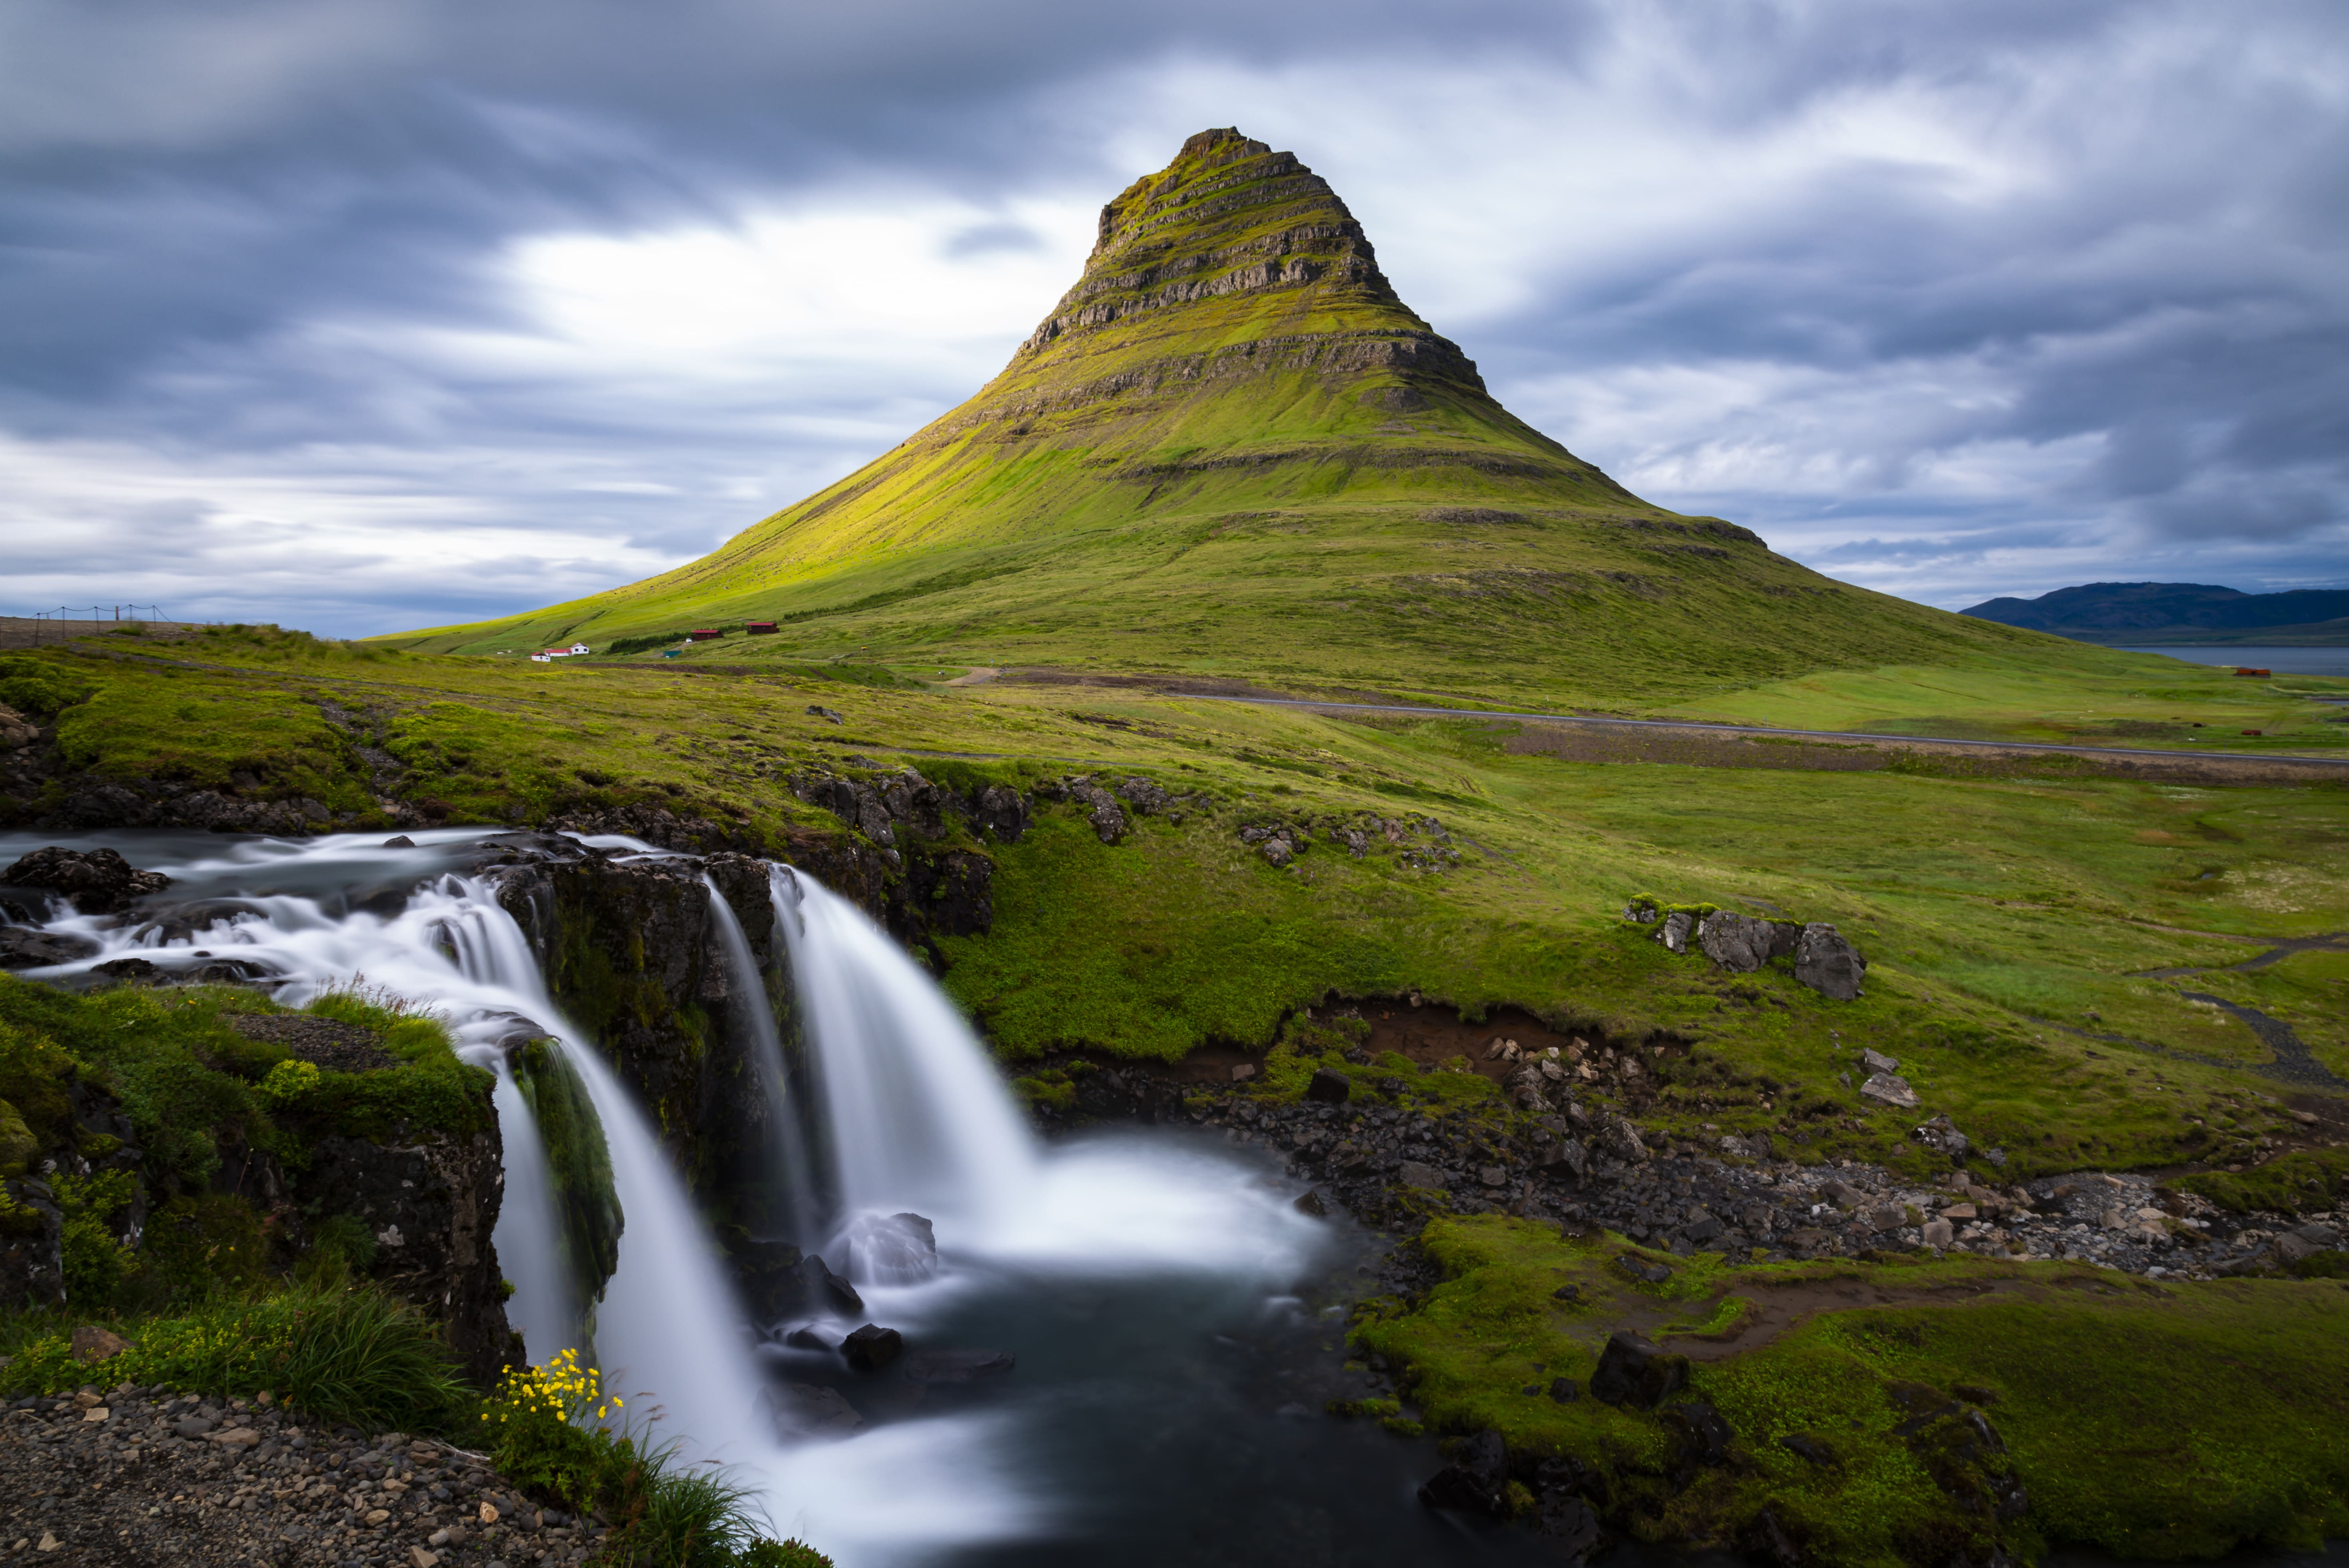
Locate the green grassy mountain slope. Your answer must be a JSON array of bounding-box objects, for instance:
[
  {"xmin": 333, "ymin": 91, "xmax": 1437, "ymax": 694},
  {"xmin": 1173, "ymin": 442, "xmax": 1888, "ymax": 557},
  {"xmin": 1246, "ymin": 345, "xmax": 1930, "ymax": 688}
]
[{"xmin": 389, "ymin": 128, "xmax": 2084, "ymax": 710}]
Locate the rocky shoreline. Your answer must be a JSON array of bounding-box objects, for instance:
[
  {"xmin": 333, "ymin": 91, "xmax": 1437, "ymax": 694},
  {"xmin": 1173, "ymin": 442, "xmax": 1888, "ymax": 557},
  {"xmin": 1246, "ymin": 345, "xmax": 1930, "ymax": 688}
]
[{"xmin": 0, "ymin": 1384, "xmax": 599, "ymax": 1568}]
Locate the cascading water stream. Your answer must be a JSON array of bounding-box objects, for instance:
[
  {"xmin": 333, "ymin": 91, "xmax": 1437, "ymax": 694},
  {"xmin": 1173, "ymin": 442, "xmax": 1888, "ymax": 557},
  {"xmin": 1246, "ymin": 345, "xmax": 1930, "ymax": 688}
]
[{"xmin": 773, "ymin": 869, "xmax": 1039, "ymax": 1245}]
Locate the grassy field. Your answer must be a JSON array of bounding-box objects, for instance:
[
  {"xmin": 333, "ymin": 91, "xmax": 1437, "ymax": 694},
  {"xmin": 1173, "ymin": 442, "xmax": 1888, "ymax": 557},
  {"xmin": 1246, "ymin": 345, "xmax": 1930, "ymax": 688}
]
[{"xmin": 7, "ymin": 631, "xmax": 2345, "ymax": 1180}]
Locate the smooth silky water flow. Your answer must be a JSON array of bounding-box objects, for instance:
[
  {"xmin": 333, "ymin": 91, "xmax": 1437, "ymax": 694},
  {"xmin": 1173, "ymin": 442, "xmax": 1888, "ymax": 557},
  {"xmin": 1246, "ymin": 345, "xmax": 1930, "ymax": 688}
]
[{"xmin": 0, "ymin": 829, "xmax": 1565, "ymax": 1564}]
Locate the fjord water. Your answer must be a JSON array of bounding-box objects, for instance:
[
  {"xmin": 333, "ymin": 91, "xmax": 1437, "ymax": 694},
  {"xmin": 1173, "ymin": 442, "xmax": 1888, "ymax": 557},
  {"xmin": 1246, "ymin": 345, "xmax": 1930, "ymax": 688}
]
[{"xmin": 0, "ymin": 828, "xmax": 1552, "ymax": 1565}]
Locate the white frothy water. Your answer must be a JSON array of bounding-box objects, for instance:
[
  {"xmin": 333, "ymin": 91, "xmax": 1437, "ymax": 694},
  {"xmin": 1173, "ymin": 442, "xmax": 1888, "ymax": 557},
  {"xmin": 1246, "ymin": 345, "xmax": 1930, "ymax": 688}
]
[
  {"xmin": 775, "ymin": 869, "xmax": 1323, "ymax": 1283},
  {"xmin": 775, "ymin": 871, "xmax": 1040, "ymax": 1241}
]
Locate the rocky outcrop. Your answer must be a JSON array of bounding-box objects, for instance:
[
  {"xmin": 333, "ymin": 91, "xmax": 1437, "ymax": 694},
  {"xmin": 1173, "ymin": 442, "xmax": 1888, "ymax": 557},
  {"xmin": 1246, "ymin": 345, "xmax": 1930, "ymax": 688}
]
[
  {"xmin": 295, "ymin": 1127, "xmax": 515, "ymax": 1384},
  {"xmin": 496, "ymin": 849, "xmax": 794, "ymax": 1245},
  {"xmin": 1696, "ymin": 911, "xmax": 1797, "ymax": 971},
  {"xmin": 1795, "ymin": 924, "xmax": 1867, "ymax": 1000},
  {"xmin": 2, "ymin": 846, "xmax": 171, "ymax": 914},
  {"xmin": 1627, "ymin": 898, "xmax": 1866, "ymax": 1001}
]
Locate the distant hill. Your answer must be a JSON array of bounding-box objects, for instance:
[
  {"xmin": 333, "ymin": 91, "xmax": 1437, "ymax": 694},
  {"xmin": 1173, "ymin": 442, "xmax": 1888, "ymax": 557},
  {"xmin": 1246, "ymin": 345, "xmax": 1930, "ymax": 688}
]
[
  {"xmin": 1962, "ymin": 583, "xmax": 2349, "ymax": 646},
  {"xmin": 385, "ymin": 129, "xmax": 2086, "ymax": 710}
]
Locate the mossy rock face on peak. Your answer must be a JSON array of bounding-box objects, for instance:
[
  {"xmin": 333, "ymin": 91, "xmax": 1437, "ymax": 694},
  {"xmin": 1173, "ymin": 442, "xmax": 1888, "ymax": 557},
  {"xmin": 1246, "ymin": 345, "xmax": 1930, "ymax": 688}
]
[{"xmin": 385, "ymin": 130, "xmax": 2066, "ymax": 717}]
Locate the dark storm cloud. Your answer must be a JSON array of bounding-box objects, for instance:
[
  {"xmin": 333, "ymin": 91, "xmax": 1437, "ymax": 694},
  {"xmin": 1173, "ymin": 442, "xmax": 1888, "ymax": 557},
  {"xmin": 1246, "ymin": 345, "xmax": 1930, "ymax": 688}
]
[{"xmin": 3, "ymin": 0, "xmax": 2346, "ymax": 631}]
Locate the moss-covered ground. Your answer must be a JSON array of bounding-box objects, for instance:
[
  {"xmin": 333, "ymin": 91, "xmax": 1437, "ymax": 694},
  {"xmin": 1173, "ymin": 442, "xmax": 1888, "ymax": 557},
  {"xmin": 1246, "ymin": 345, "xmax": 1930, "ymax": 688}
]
[{"xmin": 1350, "ymin": 1216, "xmax": 2349, "ymax": 1564}]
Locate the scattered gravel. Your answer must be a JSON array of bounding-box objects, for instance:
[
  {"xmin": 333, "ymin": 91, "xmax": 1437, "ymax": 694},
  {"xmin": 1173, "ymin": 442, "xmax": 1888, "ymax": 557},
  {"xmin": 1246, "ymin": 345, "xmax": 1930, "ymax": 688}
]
[
  {"xmin": 226, "ymin": 1013, "xmax": 400, "ymax": 1074},
  {"xmin": 0, "ymin": 1387, "xmax": 604, "ymax": 1566}
]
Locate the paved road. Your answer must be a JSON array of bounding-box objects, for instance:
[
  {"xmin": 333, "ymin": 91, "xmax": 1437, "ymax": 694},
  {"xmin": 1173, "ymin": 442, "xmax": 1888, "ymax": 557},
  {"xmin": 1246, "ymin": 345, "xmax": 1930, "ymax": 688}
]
[{"xmin": 1196, "ymin": 695, "xmax": 2349, "ymax": 768}]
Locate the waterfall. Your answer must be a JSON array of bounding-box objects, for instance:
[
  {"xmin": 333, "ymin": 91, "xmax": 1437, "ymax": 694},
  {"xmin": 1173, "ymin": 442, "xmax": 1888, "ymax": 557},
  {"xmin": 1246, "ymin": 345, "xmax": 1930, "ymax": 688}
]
[
  {"xmin": 773, "ymin": 870, "xmax": 1040, "ymax": 1249},
  {"xmin": 1, "ymin": 828, "xmax": 1327, "ymax": 1562},
  {"xmin": 704, "ymin": 879, "xmax": 827, "ymax": 1244}
]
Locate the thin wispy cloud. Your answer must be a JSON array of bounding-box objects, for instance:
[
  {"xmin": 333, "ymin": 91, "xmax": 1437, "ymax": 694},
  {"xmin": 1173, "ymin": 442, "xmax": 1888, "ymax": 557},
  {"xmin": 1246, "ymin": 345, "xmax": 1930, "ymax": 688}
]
[{"xmin": 2, "ymin": 0, "xmax": 2343, "ymax": 634}]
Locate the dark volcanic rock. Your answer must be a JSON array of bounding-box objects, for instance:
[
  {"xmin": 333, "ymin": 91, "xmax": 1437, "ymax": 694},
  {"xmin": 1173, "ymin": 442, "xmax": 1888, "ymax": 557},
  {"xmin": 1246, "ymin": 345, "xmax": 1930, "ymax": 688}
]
[
  {"xmin": 1588, "ymin": 1331, "xmax": 1688, "ymax": 1409},
  {"xmin": 0, "ymin": 926, "xmax": 99, "ymax": 969},
  {"xmin": 293, "ymin": 1128, "xmax": 515, "ymax": 1384},
  {"xmin": 1795, "ymin": 922, "xmax": 1867, "ymax": 1000},
  {"xmin": 797, "ymin": 1254, "xmax": 864, "ymax": 1316},
  {"xmin": 1305, "ymin": 1067, "xmax": 1352, "ymax": 1104},
  {"xmin": 1662, "ymin": 1401, "xmax": 1732, "ymax": 1466},
  {"xmin": 1417, "ymin": 1429, "xmax": 1507, "ymax": 1516},
  {"xmin": 2, "ymin": 845, "xmax": 171, "ymax": 913},
  {"xmin": 840, "ymin": 1322, "xmax": 905, "ymax": 1372}
]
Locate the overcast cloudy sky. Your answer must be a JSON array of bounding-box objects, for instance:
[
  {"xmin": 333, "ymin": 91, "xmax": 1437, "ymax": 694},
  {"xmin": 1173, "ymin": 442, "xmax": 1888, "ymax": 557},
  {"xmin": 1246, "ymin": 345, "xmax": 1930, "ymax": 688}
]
[{"xmin": 4, "ymin": 0, "xmax": 2345, "ymax": 636}]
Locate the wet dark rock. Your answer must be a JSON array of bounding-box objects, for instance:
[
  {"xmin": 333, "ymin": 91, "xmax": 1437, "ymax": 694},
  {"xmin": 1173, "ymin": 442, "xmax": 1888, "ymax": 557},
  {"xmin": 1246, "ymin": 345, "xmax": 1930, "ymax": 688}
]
[
  {"xmin": 797, "ymin": 1253, "xmax": 865, "ymax": 1316},
  {"xmin": 381, "ymin": 834, "xmax": 417, "ymax": 848},
  {"xmin": 973, "ymin": 784, "xmax": 1028, "ymax": 843},
  {"xmin": 91, "ymin": 955, "xmax": 165, "ymax": 984},
  {"xmin": 1795, "ymin": 923, "xmax": 1867, "ymax": 1000},
  {"xmin": 1548, "ymin": 1377, "xmax": 1579, "ymax": 1403},
  {"xmin": 783, "ymin": 1327, "xmax": 833, "ymax": 1351},
  {"xmin": 1536, "ymin": 1493, "xmax": 1605, "ymax": 1563},
  {"xmin": 1293, "ymin": 1189, "xmax": 1328, "ymax": 1217},
  {"xmin": 1417, "ymin": 1430, "xmax": 1507, "ymax": 1515},
  {"xmin": 840, "ymin": 1322, "xmax": 905, "ymax": 1372},
  {"xmin": 1588, "ymin": 1331, "xmax": 1688, "ymax": 1409},
  {"xmin": 843, "ymin": 1211, "xmax": 938, "ymax": 1284},
  {"xmin": 293, "ymin": 1128, "xmax": 514, "ymax": 1384},
  {"xmin": 901, "ymin": 1348, "xmax": 1016, "ymax": 1384},
  {"xmin": 1397, "ymin": 1160, "xmax": 1445, "ymax": 1191},
  {"xmin": 1305, "ymin": 1068, "xmax": 1352, "ymax": 1104},
  {"xmin": 1661, "ymin": 1401, "xmax": 1732, "ymax": 1465},
  {"xmin": 0, "ymin": 926, "xmax": 98, "ymax": 969},
  {"xmin": 3, "ymin": 846, "xmax": 172, "ymax": 913},
  {"xmin": 1615, "ymin": 1254, "xmax": 1671, "ymax": 1285}
]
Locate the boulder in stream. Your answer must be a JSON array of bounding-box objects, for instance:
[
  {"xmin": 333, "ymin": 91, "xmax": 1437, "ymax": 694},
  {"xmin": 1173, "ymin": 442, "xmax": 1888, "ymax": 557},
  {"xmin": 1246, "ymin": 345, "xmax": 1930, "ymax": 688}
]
[
  {"xmin": 840, "ymin": 1322, "xmax": 904, "ymax": 1372},
  {"xmin": 796, "ymin": 1253, "xmax": 864, "ymax": 1316},
  {"xmin": 0, "ymin": 926, "xmax": 99, "ymax": 969},
  {"xmin": 2, "ymin": 846, "xmax": 171, "ymax": 914},
  {"xmin": 843, "ymin": 1211, "xmax": 938, "ymax": 1285}
]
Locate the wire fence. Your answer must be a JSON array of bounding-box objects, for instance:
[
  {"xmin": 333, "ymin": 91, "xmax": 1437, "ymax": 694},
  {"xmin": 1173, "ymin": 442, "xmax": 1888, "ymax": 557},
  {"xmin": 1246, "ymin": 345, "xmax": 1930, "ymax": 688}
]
[{"xmin": 4, "ymin": 605, "xmax": 215, "ymax": 648}]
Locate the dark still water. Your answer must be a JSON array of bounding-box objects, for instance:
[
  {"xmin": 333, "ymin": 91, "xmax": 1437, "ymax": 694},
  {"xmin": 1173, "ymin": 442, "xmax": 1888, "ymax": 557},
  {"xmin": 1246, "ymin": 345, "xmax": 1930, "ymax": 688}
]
[{"xmin": 2117, "ymin": 646, "xmax": 2349, "ymax": 677}]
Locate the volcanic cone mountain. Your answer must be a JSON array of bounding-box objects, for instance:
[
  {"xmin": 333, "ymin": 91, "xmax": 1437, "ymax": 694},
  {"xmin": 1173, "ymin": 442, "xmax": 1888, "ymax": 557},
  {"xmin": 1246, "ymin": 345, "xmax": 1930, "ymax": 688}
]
[{"xmin": 400, "ymin": 128, "xmax": 2054, "ymax": 707}]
